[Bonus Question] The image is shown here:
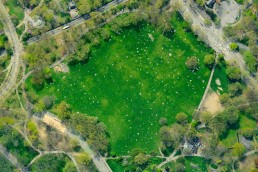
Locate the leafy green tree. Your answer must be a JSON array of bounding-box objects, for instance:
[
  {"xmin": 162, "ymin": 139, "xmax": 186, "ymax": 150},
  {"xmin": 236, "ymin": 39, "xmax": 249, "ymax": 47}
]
[
  {"xmin": 232, "ymin": 143, "xmax": 246, "ymax": 157},
  {"xmin": 55, "ymin": 101, "xmax": 72, "ymax": 120},
  {"xmin": 229, "ymin": 43, "xmax": 239, "ymax": 51},
  {"xmin": 204, "ymin": 54, "xmax": 215, "ymax": 67},
  {"xmin": 159, "ymin": 117, "xmax": 167, "ymax": 126},
  {"xmin": 228, "ymin": 82, "xmax": 243, "ymax": 96},
  {"xmin": 244, "ymin": 51, "xmax": 257, "ymax": 73},
  {"xmin": 226, "ymin": 66, "xmax": 241, "ymax": 80},
  {"xmin": 242, "ymin": 128, "xmax": 253, "ymax": 139},
  {"xmin": 185, "ymin": 56, "xmax": 199, "ymax": 70},
  {"xmin": 133, "ymin": 153, "xmax": 149, "ymax": 166},
  {"xmin": 219, "ymin": 93, "xmax": 230, "ymax": 104},
  {"xmin": 175, "ymin": 112, "xmax": 188, "ymax": 124}
]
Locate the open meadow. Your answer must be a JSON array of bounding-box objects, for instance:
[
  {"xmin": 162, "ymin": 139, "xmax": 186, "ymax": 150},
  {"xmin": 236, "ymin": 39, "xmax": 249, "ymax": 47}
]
[{"xmin": 27, "ymin": 14, "xmax": 211, "ymax": 155}]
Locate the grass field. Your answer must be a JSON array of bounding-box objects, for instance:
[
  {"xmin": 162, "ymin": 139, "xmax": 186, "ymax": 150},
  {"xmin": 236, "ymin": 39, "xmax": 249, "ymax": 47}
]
[
  {"xmin": 28, "ymin": 14, "xmax": 211, "ymax": 154},
  {"xmin": 30, "ymin": 153, "xmax": 76, "ymax": 172},
  {"xmin": 0, "ymin": 153, "xmax": 15, "ymax": 172}
]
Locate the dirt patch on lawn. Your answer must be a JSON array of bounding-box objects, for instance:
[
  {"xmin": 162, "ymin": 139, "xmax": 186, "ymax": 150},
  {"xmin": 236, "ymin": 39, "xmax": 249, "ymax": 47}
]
[
  {"xmin": 42, "ymin": 113, "xmax": 66, "ymax": 133},
  {"xmin": 54, "ymin": 63, "xmax": 70, "ymax": 73},
  {"xmin": 202, "ymin": 91, "xmax": 223, "ymax": 114}
]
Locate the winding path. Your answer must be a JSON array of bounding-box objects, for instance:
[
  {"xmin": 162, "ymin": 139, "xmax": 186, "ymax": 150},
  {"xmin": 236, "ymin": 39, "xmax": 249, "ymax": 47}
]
[{"xmin": 0, "ymin": 0, "xmax": 23, "ymax": 103}]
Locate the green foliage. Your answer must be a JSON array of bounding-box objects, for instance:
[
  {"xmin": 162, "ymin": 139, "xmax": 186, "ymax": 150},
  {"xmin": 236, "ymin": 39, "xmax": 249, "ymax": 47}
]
[
  {"xmin": 27, "ymin": 120, "xmax": 39, "ymax": 145},
  {"xmin": 175, "ymin": 112, "xmax": 188, "ymax": 124},
  {"xmin": 235, "ymin": 0, "xmax": 244, "ymax": 4},
  {"xmin": 228, "ymin": 82, "xmax": 243, "ymax": 96},
  {"xmin": 54, "ymin": 101, "xmax": 72, "ymax": 121},
  {"xmin": 204, "ymin": 54, "xmax": 215, "ymax": 67},
  {"xmin": 242, "ymin": 128, "xmax": 254, "ymax": 139},
  {"xmin": 69, "ymin": 113, "xmax": 108, "ymax": 153},
  {"xmin": 229, "ymin": 43, "xmax": 239, "ymax": 51},
  {"xmin": 185, "ymin": 56, "xmax": 200, "ymax": 70},
  {"xmin": 232, "ymin": 143, "xmax": 246, "ymax": 157},
  {"xmin": 0, "ymin": 126, "xmax": 38, "ymax": 165},
  {"xmin": 30, "ymin": 153, "xmax": 75, "ymax": 172},
  {"xmin": 244, "ymin": 51, "xmax": 257, "ymax": 73},
  {"xmin": 226, "ymin": 66, "xmax": 241, "ymax": 80},
  {"xmin": 0, "ymin": 154, "xmax": 15, "ymax": 172},
  {"xmin": 219, "ymin": 93, "xmax": 231, "ymax": 104}
]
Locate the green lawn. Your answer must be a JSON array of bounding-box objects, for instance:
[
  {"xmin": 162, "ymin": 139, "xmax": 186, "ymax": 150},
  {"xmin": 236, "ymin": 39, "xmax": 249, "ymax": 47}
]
[
  {"xmin": 30, "ymin": 153, "xmax": 76, "ymax": 172},
  {"xmin": 0, "ymin": 153, "xmax": 16, "ymax": 172},
  {"xmin": 211, "ymin": 65, "xmax": 230, "ymax": 94},
  {"xmin": 27, "ymin": 14, "xmax": 211, "ymax": 155}
]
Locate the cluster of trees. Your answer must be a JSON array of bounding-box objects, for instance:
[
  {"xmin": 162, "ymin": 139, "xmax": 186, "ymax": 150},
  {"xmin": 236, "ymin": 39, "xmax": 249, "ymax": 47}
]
[
  {"xmin": 28, "ymin": 0, "xmax": 71, "ymax": 36},
  {"xmin": 111, "ymin": 149, "xmax": 162, "ymax": 172},
  {"xmin": 52, "ymin": 101, "xmax": 109, "ymax": 154},
  {"xmin": 159, "ymin": 112, "xmax": 198, "ymax": 152},
  {"xmin": 74, "ymin": 0, "xmax": 113, "ymax": 15}
]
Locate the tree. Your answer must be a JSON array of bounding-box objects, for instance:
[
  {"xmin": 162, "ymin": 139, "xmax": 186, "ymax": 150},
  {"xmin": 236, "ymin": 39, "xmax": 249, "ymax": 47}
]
[
  {"xmin": 219, "ymin": 93, "xmax": 231, "ymax": 104},
  {"xmin": 232, "ymin": 143, "xmax": 246, "ymax": 157},
  {"xmin": 228, "ymin": 82, "xmax": 243, "ymax": 96},
  {"xmin": 55, "ymin": 101, "xmax": 71, "ymax": 120},
  {"xmin": 226, "ymin": 66, "xmax": 241, "ymax": 80},
  {"xmin": 196, "ymin": 0, "xmax": 205, "ymax": 7},
  {"xmin": 242, "ymin": 128, "xmax": 253, "ymax": 139},
  {"xmin": 185, "ymin": 57, "xmax": 199, "ymax": 70},
  {"xmin": 34, "ymin": 100, "xmax": 45, "ymax": 113},
  {"xmin": 204, "ymin": 54, "xmax": 215, "ymax": 67},
  {"xmin": 159, "ymin": 117, "xmax": 167, "ymax": 126},
  {"xmin": 229, "ymin": 43, "xmax": 239, "ymax": 51},
  {"xmin": 244, "ymin": 51, "xmax": 257, "ymax": 73},
  {"xmin": 133, "ymin": 153, "xmax": 149, "ymax": 166},
  {"xmin": 175, "ymin": 112, "xmax": 188, "ymax": 124}
]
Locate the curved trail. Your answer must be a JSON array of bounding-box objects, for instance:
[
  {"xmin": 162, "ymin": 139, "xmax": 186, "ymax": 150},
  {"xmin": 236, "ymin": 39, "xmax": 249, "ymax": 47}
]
[{"xmin": 0, "ymin": 0, "xmax": 23, "ymax": 103}]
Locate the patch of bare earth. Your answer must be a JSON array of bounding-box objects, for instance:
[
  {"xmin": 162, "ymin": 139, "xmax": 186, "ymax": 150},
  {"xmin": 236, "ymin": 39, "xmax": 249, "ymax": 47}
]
[
  {"xmin": 42, "ymin": 113, "xmax": 67, "ymax": 133},
  {"xmin": 202, "ymin": 89, "xmax": 223, "ymax": 114}
]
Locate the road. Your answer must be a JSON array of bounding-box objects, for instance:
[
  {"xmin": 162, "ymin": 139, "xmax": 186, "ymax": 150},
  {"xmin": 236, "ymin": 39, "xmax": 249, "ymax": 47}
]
[
  {"xmin": 0, "ymin": 0, "xmax": 23, "ymax": 103},
  {"xmin": 33, "ymin": 114, "xmax": 112, "ymax": 172},
  {"xmin": 177, "ymin": 0, "xmax": 258, "ymax": 91},
  {"xmin": 27, "ymin": 0, "xmax": 129, "ymax": 44}
]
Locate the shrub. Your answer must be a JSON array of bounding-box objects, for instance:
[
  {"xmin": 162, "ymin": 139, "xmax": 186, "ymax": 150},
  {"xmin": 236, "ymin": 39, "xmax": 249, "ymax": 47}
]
[
  {"xmin": 185, "ymin": 56, "xmax": 199, "ymax": 70},
  {"xmin": 229, "ymin": 43, "xmax": 239, "ymax": 51}
]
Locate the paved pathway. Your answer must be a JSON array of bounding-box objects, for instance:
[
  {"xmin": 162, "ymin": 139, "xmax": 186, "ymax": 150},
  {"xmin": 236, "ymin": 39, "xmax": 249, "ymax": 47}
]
[{"xmin": 0, "ymin": 0, "xmax": 23, "ymax": 103}]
